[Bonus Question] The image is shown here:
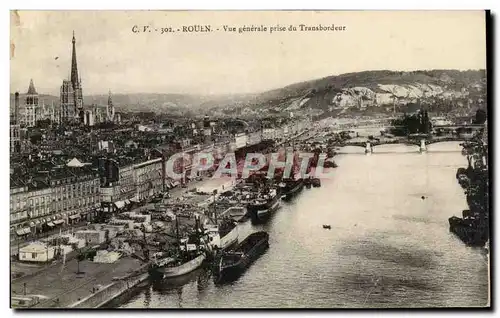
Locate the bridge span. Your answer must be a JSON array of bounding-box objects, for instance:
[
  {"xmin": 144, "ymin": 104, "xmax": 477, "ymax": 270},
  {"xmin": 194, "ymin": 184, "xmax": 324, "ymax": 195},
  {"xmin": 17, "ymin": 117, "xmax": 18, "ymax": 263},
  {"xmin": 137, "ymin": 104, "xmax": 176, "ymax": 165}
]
[{"xmin": 339, "ymin": 136, "xmax": 470, "ymax": 154}]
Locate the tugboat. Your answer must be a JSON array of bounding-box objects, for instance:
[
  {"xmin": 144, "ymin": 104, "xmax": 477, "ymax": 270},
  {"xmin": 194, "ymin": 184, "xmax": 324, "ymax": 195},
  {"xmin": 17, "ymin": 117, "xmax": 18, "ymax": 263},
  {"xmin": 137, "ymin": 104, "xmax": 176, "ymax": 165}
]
[
  {"xmin": 247, "ymin": 188, "xmax": 281, "ymax": 224},
  {"xmin": 214, "ymin": 231, "xmax": 269, "ymax": 284},
  {"xmin": 279, "ymin": 178, "xmax": 304, "ymax": 201},
  {"xmin": 148, "ymin": 216, "xmax": 209, "ymax": 280}
]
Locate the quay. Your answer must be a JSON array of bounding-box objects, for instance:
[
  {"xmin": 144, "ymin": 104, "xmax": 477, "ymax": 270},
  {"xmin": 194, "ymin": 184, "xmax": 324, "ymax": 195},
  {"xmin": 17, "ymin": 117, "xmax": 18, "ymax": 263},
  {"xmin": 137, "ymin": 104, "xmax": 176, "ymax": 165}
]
[{"xmin": 12, "ymin": 256, "xmax": 147, "ymax": 308}]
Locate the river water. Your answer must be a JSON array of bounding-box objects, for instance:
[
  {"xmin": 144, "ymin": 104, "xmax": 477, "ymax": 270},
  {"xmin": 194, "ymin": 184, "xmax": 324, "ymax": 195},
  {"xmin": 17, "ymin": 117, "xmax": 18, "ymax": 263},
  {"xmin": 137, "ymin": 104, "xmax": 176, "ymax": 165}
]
[{"xmin": 120, "ymin": 142, "xmax": 489, "ymax": 308}]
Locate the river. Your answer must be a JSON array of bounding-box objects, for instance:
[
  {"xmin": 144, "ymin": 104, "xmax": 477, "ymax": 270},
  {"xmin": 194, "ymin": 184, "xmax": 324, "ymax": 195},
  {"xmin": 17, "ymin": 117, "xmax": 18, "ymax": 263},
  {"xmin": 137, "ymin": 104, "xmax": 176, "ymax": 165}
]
[{"xmin": 120, "ymin": 141, "xmax": 489, "ymax": 308}]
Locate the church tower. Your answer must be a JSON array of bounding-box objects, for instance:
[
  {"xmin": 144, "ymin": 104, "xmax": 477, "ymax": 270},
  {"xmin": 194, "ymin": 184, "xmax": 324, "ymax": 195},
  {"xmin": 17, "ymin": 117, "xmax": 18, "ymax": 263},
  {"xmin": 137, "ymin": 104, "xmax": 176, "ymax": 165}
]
[
  {"xmin": 24, "ymin": 79, "xmax": 39, "ymax": 127},
  {"xmin": 60, "ymin": 31, "xmax": 84, "ymax": 124},
  {"xmin": 107, "ymin": 90, "xmax": 115, "ymax": 122}
]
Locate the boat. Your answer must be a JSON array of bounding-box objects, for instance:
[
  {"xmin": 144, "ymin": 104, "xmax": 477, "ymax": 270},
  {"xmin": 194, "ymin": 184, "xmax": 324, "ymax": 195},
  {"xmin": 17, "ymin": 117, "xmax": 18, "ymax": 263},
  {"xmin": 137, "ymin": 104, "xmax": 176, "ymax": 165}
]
[
  {"xmin": 205, "ymin": 218, "xmax": 239, "ymax": 251},
  {"xmin": 304, "ymin": 178, "xmax": 312, "ymax": 189},
  {"xmin": 323, "ymin": 159, "xmax": 338, "ymax": 168},
  {"xmin": 247, "ymin": 188, "xmax": 281, "ymax": 224},
  {"xmin": 214, "ymin": 231, "xmax": 269, "ymax": 283},
  {"xmin": 312, "ymin": 178, "xmax": 321, "ymax": 188},
  {"xmin": 148, "ymin": 251, "xmax": 206, "ymax": 280},
  {"xmin": 148, "ymin": 216, "xmax": 209, "ymax": 280},
  {"xmin": 151, "ymin": 267, "xmax": 209, "ymax": 291},
  {"xmin": 322, "ymin": 224, "xmax": 331, "ymax": 230},
  {"xmin": 279, "ymin": 178, "xmax": 304, "ymax": 201},
  {"xmin": 448, "ymin": 216, "xmax": 489, "ymax": 247}
]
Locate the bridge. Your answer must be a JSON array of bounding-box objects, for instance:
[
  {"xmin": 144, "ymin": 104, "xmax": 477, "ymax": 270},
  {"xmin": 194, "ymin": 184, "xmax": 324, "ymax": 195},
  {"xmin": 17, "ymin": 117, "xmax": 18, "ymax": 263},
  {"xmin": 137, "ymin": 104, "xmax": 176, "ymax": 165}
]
[
  {"xmin": 341, "ymin": 134, "xmax": 480, "ymax": 154},
  {"xmin": 345, "ymin": 123, "xmax": 485, "ymax": 132}
]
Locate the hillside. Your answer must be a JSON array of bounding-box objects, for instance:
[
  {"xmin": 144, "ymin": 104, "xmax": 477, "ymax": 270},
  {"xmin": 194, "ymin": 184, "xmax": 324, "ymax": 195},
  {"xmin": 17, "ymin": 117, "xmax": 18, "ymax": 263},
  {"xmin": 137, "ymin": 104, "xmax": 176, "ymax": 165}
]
[
  {"xmin": 10, "ymin": 70, "xmax": 486, "ymax": 118},
  {"xmin": 218, "ymin": 70, "xmax": 487, "ymax": 117}
]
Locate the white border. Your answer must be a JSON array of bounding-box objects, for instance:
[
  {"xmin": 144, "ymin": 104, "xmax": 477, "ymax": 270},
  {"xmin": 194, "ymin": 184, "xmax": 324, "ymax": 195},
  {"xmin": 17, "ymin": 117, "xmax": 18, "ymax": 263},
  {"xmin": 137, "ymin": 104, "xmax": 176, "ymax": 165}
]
[{"xmin": 2, "ymin": 1, "xmax": 498, "ymax": 317}]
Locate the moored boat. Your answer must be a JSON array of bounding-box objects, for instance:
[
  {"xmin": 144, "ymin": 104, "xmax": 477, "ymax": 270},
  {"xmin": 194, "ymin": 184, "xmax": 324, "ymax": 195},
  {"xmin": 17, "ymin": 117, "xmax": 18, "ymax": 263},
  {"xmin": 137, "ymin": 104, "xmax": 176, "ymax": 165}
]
[
  {"xmin": 279, "ymin": 178, "xmax": 304, "ymax": 201},
  {"xmin": 312, "ymin": 178, "xmax": 321, "ymax": 188},
  {"xmin": 247, "ymin": 188, "xmax": 281, "ymax": 224},
  {"xmin": 148, "ymin": 252, "xmax": 206, "ymax": 280},
  {"xmin": 304, "ymin": 178, "xmax": 312, "ymax": 189},
  {"xmin": 214, "ymin": 231, "xmax": 269, "ymax": 283},
  {"xmin": 148, "ymin": 216, "xmax": 209, "ymax": 281},
  {"xmin": 448, "ymin": 216, "xmax": 489, "ymax": 247},
  {"xmin": 205, "ymin": 218, "xmax": 239, "ymax": 251}
]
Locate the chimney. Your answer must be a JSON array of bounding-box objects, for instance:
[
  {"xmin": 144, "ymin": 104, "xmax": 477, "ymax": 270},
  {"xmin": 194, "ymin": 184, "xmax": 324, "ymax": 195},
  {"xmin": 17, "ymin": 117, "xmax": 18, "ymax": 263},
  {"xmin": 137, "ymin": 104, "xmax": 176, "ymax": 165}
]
[{"xmin": 14, "ymin": 92, "xmax": 19, "ymax": 124}]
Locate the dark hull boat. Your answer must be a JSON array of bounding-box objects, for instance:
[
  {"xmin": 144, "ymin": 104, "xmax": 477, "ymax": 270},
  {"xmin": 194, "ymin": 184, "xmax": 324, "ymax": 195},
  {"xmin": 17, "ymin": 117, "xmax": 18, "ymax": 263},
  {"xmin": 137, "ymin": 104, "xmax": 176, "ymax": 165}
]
[
  {"xmin": 323, "ymin": 159, "xmax": 338, "ymax": 168},
  {"xmin": 448, "ymin": 216, "xmax": 489, "ymax": 247},
  {"xmin": 304, "ymin": 178, "xmax": 312, "ymax": 189},
  {"xmin": 247, "ymin": 190, "xmax": 281, "ymax": 224},
  {"xmin": 312, "ymin": 178, "xmax": 321, "ymax": 188},
  {"xmin": 214, "ymin": 231, "xmax": 269, "ymax": 284},
  {"xmin": 280, "ymin": 179, "xmax": 304, "ymax": 201}
]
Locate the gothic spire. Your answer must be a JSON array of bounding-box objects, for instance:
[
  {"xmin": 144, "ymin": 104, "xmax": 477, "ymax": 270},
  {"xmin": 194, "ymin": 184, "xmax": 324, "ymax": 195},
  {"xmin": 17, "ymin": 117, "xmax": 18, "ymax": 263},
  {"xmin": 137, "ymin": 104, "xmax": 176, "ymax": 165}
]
[
  {"xmin": 108, "ymin": 90, "xmax": 113, "ymax": 105},
  {"xmin": 71, "ymin": 31, "xmax": 79, "ymax": 89},
  {"xmin": 27, "ymin": 78, "xmax": 37, "ymax": 95}
]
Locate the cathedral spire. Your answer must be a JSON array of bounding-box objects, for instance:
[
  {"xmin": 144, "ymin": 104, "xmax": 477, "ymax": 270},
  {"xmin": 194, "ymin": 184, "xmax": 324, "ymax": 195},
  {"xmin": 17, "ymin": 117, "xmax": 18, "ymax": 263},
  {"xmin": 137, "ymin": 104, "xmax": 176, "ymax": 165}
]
[
  {"xmin": 71, "ymin": 31, "xmax": 79, "ymax": 89},
  {"xmin": 107, "ymin": 89, "xmax": 115, "ymax": 122},
  {"xmin": 27, "ymin": 78, "xmax": 37, "ymax": 95}
]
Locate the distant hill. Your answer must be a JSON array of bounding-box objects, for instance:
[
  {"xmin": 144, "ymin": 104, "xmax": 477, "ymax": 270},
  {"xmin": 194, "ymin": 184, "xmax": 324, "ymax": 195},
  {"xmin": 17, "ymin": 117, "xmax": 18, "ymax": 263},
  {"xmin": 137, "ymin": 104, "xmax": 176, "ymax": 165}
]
[
  {"xmin": 10, "ymin": 70, "xmax": 486, "ymax": 118},
  {"xmin": 217, "ymin": 69, "xmax": 487, "ymax": 117}
]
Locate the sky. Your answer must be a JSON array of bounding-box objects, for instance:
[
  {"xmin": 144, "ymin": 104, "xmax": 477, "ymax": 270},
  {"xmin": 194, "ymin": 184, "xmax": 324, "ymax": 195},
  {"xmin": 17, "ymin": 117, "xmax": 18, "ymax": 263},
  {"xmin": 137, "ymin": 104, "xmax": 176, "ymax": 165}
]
[{"xmin": 10, "ymin": 10, "xmax": 487, "ymax": 96}]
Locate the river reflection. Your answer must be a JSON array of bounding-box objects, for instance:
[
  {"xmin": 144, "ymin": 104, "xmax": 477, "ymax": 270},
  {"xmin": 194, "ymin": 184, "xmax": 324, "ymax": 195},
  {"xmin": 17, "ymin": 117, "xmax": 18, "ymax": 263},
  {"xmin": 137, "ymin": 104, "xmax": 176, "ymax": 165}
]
[{"xmin": 121, "ymin": 142, "xmax": 489, "ymax": 308}]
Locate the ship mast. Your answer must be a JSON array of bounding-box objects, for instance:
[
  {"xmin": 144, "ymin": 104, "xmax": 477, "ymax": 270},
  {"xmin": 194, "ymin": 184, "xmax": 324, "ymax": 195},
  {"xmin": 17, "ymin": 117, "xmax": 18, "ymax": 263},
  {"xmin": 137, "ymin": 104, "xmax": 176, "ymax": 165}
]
[
  {"xmin": 175, "ymin": 216, "xmax": 180, "ymax": 242},
  {"xmin": 213, "ymin": 190, "xmax": 218, "ymax": 224}
]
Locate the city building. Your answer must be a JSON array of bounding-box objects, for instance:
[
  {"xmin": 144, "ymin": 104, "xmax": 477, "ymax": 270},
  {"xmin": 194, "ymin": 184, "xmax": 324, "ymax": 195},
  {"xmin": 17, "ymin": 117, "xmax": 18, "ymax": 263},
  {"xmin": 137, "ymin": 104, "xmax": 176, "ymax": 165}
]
[
  {"xmin": 18, "ymin": 242, "xmax": 55, "ymax": 262},
  {"xmin": 203, "ymin": 115, "xmax": 212, "ymax": 145},
  {"xmin": 24, "ymin": 79, "xmax": 39, "ymax": 127},
  {"xmin": 10, "ymin": 177, "xmax": 52, "ymax": 238},
  {"xmin": 262, "ymin": 127, "xmax": 279, "ymax": 141},
  {"xmin": 99, "ymin": 158, "xmax": 136, "ymax": 213},
  {"xmin": 10, "ymin": 181, "xmax": 29, "ymax": 237},
  {"xmin": 50, "ymin": 165, "xmax": 101, "ymax": 225},
  {"xmin": 10, "ymin": 124, "xmax": 21, "ymax": 155},
  {"xmin": 84, "ymin": 108, "xmax": 95, "ymax": 126},
  {"xmin": 133, "ymin": 157, "xmax": 164, "ymax": 201}
]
